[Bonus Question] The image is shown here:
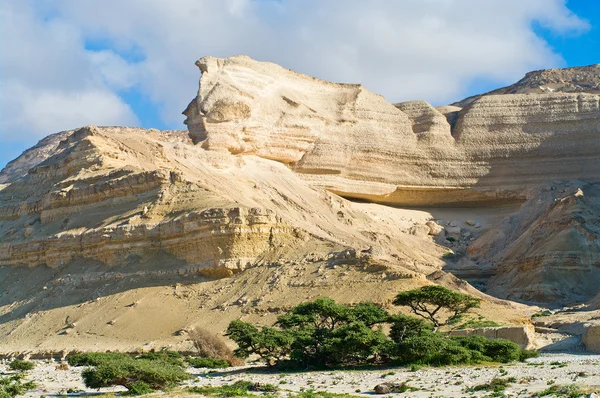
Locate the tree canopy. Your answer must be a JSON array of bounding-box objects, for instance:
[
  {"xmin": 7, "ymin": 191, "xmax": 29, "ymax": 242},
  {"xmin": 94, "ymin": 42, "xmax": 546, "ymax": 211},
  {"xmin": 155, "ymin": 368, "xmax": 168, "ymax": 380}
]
[{"xmin": 393, "ymin": 285, "xmax": 481, "ymax": 328}]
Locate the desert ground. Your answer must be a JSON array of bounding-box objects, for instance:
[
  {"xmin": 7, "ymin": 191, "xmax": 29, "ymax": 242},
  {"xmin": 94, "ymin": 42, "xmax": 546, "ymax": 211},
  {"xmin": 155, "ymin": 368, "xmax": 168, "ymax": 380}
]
[{"xmin": 0, "ymin": 353, "xmax": 597, "ymax": 397}]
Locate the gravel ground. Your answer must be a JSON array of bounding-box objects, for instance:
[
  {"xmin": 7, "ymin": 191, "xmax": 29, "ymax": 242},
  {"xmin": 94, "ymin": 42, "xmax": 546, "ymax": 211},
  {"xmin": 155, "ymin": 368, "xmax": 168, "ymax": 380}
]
[{"xmin": 3, "ymin": 353, "xmax": 599, "ymax": 397}]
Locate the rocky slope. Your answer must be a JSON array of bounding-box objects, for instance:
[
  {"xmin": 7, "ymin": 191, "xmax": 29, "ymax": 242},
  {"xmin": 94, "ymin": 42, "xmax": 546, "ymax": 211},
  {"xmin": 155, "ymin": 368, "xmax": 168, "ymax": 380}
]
[
  {"xmin": 184, "ymin": 56, "xmax": 600, "ymax": 206},
  {"xmin": 453, "ymin": 64, "xmax": 600, "ymax": 107},
  {"xmin": 2, "ymin": 125, "xmax": 529, "ymax": 355}
]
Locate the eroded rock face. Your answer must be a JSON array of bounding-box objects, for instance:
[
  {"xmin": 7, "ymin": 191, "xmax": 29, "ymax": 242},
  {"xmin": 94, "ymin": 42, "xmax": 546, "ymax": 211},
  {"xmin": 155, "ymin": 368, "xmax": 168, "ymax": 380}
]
[
  {"xmin": 184, "ymin": 56, "xmax": 600, "ymax": 206},
  {"xmin": 468, "ymin": 181, "xmax": 600, "ymax": 305},
  {"xmin": 0, "ymin": 125, "xmax": 447, "ymax": 277}
]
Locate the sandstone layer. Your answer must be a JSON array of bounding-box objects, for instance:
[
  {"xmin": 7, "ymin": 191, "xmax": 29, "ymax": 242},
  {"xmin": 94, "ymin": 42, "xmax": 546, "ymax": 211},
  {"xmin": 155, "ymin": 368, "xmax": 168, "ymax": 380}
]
[{"xmin": 184, "ymin": 56, "xmax": 600, "ymax": 206}]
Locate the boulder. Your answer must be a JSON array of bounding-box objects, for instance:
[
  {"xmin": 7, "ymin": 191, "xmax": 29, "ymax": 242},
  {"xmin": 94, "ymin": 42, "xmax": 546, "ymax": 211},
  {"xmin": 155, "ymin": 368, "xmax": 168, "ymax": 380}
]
[
  {"xmin": 426, "ymin": 221, "xmax": 443, "ymax": 236},
  {"xmin": 583, "ymin": 323, "xmax": 600, "ymax": 354}
]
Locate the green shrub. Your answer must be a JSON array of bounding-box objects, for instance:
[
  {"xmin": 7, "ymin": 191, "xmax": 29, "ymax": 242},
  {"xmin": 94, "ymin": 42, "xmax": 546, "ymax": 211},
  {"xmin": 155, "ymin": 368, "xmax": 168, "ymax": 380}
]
[
  {"xmin": 136, "ymin": 351, "xmax": 184, "ymax": 366},
  {"xmin": 81, "ymin": 357, "xmax": 189, "ymax": 391},
  {"xmin": 187, "ymin": 357, "xmax": 229, "ymax": 368},
  {"xmin": 67, "ymin": 352, "xmax": 131, "ymax": 366},
  {"xmin": 124, "ymin": 381, "xmax": 153, "ymax": 396},
  {"xmin": 8, "ymin": 360, "xmax": 35, "ymax": 372},
  {"xmin": 535, "ymin": 384, "xmax": 587, "ymax": 397},
  {"xmin": 0, "ymin": 374, "xmax": 36, "ymax": 398},
  {"xmin": 188, "ymin": 381, "xmax": 278, "ymax": 397}
]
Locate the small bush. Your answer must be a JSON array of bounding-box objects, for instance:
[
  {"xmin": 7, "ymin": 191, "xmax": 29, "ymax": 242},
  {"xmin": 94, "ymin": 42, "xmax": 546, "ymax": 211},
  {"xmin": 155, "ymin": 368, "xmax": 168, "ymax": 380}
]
[
  {"xmin": 67, "ymin": 352, "xmax": 131, "ymax": 366},
  {"xmin": 187, "ymin": 357, "xmax": 229, "ymax": 368},
  {"xmin": 188, "ymin": 328, "xmax": 242, "ymax": 366},
  {"xmin": 136, "ymin": 350, "xmax": 184, "ymax": 366},
  {"xmin": 188, "ymin": 381, "xmax": 277, "ymax": 397},
  {"xmin": 535, "ymin": 384, "xmax": 586, "ymax": 397},
  {"xmin": 8, "ymin": 360, "xmax": 35, "ymax": 372},
  {"xmin": 0, "ymin": 374, "xmax": 36, "ymax": 397},
  {"xmin": 81, "ymin": 357, "xmax": 189, "ymax": 391},
  {"xmin": 467, "ymin": 377, "xmax": 515, "ymax": 393},
  {"xmin": 124, "ymin": 381, "xmax": 153, "ymax": 396}
]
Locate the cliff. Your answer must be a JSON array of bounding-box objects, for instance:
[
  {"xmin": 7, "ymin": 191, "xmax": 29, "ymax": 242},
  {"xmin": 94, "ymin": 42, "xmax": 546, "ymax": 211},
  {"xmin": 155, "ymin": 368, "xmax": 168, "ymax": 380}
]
[{"xmin": 184, "ymin": 56, "xmax": 600, "ymax": 206}]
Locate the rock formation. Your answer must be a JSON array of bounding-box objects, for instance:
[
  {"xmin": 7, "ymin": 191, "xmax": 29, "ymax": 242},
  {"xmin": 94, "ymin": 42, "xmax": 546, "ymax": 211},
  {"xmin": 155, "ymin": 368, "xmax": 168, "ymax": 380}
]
[
  {"xmin": 1, "ymin": 56, "xmax": 599, "ymax": 354},
  {"xmin": 467, "ymin": 181, "xmax": 600, "ymax": 305},
  {"xmin": 184, "ymin": 56, "xmax": 600, "ymax": 206}
]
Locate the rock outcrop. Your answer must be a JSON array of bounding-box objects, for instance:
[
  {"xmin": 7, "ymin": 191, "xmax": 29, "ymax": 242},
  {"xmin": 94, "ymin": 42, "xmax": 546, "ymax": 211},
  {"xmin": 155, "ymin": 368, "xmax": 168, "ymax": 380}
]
[
  {"xmin": 184, "ymin": 56, "xmax": 600, "ymax": 206},
  {"xmin": 454, "ymin": 64, "xmax": 600, "ymax": 107}
]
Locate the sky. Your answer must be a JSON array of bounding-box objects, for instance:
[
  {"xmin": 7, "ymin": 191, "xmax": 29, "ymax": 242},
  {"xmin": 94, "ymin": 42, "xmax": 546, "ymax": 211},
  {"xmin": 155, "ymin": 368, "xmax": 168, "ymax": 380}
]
[{"xmin": 0, "ymin": 0, "xmax": 598, "ymax": 170}]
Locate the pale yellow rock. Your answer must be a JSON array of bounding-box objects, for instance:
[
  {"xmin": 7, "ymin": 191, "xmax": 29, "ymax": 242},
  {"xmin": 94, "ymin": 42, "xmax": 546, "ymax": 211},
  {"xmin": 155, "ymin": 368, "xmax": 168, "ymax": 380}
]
[
  {"xmin": 582, "ymin": 323, "xmax": 600, "ymax": 354},
  {"xmin": 183, "ymin": 56, "xmax": 600, "ymax": 206},
  {"xmin": 450, "ymin": 324, "xmax": 537, "ymax": 350}
]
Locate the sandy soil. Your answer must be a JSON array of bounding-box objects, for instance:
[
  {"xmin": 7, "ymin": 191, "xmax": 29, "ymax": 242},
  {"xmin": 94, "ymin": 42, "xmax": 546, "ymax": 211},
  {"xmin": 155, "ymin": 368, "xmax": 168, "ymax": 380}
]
[{"xmin": 4, "ymin": 353, "xmax": 598, "ymax": 397}]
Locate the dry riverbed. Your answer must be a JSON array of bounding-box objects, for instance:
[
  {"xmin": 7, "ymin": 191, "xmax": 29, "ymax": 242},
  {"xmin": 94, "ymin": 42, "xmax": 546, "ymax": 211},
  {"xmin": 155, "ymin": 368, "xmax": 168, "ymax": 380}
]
[{"xmin": 3, "ymin": 353, "xmax": 600, "ymax": 397}]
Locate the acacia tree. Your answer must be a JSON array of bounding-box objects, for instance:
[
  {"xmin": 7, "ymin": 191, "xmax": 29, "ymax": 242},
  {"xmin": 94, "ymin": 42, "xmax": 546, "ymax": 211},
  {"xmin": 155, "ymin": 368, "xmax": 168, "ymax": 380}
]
[{"xmin": 393, "ymin": 286, "xmax": 480, "ymax": 329}]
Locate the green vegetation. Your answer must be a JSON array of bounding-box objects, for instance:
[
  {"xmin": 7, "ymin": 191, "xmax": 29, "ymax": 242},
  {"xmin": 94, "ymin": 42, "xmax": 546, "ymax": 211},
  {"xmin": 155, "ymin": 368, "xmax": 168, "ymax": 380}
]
[
  {"xmin": 532, "ymin": 310, "xmax": 553, "ymax": 318},
  {"xmin": 535, "ymin": 384, "xmax": 588, "ymax": 397},
  {"xmin": 188, "ymin": 381, "xmax": 277, "ymax": 397},
  {"xmin": 0, "ymin": 374, "xmax": 36, "ymax": 398},
  {"xmin": 67, "ymin": 352, "xmax": 131, "ymax": 367},
  {"xmin": 449, "ymin": 315, "xmax": 502, "ymax": 329},
  {"xmin": 393, "ymin": 285, "xmax": 481, "ymax": 328},
  {"xmin": 226, "ymin": 294, "xmax": 537, "ymax": 369},
  {"xmin": 186, "ymin": 357, "xmax": 229, "ymax": 368},
  {"xmin": 7, "ymin": 359, "xmax": 35, "ymax": 372},
  {"xmin": 466, "ymin": 377, "xmax": 516, "ymax": 394},
  {"xmin": 67, "ymin": 351, "xmax": 189, "ymax": 394}
]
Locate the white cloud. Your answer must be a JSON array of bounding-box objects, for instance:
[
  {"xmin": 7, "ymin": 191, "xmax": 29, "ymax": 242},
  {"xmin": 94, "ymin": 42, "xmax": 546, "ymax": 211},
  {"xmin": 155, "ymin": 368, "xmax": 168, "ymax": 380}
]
[
  {"xmin": 0, "ymin": 1, "xmax": 138, "ymax": 144},
  {"xmin": 0, "ymin": 0, "xmax": 590, "ymax": 164}
]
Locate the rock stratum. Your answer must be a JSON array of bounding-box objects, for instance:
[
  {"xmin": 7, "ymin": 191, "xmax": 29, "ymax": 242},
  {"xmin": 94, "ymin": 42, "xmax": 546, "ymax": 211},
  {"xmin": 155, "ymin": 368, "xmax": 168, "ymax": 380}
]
[
  {"xmin": 184, "ymin": 56, "xmax": 599, "ymax": 206},
  {"xmin": 0, "ymin": 56, "xmax": 599, "ymax": 355}
]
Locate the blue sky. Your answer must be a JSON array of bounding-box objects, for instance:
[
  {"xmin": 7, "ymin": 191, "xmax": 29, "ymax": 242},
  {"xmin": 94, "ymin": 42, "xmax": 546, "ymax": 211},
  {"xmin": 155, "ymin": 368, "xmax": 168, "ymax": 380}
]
[{"xmin": 0, "ymin": 0, "xmax": 598, "ymax": 170}]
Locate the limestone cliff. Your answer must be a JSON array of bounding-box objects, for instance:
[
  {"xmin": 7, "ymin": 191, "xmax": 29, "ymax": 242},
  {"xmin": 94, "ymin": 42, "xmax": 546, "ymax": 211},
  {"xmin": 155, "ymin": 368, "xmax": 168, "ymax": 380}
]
[{"xmin": 184, "ymin": 56, "xmax": 600, "ymax": 206}]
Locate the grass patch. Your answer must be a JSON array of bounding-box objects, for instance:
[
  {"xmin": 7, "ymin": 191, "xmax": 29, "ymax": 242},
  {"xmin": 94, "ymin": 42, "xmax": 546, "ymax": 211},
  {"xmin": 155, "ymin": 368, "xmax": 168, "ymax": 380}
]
[
  {"xmin": 466, "ymin": 377, "xmax": 516, "ymax": 394},
  {"xmin": 188, "ymin": 381, "xmax": 277, "ymax": 397}
]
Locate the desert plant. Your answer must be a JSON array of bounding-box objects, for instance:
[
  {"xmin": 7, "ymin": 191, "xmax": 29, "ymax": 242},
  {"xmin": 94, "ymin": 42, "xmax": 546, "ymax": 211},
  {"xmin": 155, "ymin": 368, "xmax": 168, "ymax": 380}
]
[
  {"xmin": 136, "ymin": 350, "xmax": 184, "ymax": 366},
  {"xmin": 188, "ymin": 328, "xmax": 243, "ymax": 365},
  {"xmin": 0, "ymin": 374, "xmax": 36, "ymax": 398},
  {"xmin": 67, "ymin": 352, "xmax": 131, "ymax": 366},
  {"xmin": 188, "ymin": 381, "xmax": 277, "ymax": 397},
  {"xmin": 393, "ymin": 285, "xmax": 481, "ymax": 328},
  {"xmin": 8, "ymin": 360, "xmax": 35, "ymax": 372},
  {"xmin": 80, "ymin": 355, "xmax": 189, "ymax": 392}
]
